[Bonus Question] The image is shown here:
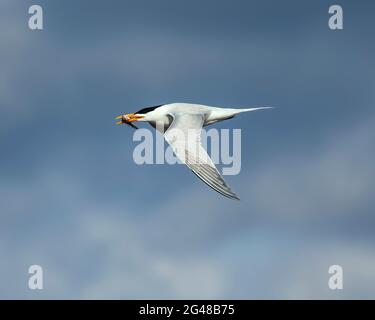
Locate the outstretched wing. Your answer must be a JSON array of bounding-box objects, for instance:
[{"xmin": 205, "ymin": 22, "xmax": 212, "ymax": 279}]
[{"xmin": 164, "ymin": 112, "xmax": 240, "ymax": 200}]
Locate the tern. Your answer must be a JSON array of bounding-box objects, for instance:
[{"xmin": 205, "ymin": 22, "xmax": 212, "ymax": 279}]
[{"xmin": 116, "ymin": 103, "xmax": 271, "ymax": 200}]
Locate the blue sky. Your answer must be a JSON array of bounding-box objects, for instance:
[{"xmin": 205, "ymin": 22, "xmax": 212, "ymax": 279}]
[{"xmin": 1, "ymin": 0, "xmax": 375, "ymax": 298}]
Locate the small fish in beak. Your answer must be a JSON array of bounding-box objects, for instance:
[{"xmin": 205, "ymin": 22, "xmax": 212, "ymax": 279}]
[{"xmin": 115, "ymin": 113, "xmax": 143, "ymax": 129}]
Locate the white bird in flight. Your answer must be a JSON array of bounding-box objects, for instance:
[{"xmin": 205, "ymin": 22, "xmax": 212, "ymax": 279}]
[{"xmin": 116, "ymin": 103, "xmax": 271, "ymax": 200}]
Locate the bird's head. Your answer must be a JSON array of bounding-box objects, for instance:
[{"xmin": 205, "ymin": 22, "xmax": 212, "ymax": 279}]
[{"xmin": 115, "ymin": 105, "xmax": 162, "ymax": 129}]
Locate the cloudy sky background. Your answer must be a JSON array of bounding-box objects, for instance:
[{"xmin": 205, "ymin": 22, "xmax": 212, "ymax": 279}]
[{"xmin": 1, "ymin": 0, "xmax": 374, "ymax": 299}]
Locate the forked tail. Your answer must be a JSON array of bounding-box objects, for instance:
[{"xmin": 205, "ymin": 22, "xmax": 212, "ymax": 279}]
[{"xmin": 233, "ymin": 106, "xmax": 273, "ymax": 114}]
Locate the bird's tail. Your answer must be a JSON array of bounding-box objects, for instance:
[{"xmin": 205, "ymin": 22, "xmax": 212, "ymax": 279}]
[{"xmin": 231, "ymin": 106, "xmax": 273, "ymax": 114}]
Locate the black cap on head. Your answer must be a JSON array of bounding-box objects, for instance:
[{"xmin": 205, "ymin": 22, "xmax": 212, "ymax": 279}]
[{"xmin": 135, "ymin": 104, "xmax": 163, "ymax": 114}]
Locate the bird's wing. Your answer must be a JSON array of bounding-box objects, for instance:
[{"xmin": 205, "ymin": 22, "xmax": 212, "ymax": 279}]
[{"xmin": 164, "ymin": 112, "xmax": 240, "ymax": 200}]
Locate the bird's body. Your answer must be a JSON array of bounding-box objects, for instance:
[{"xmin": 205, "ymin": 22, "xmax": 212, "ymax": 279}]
[
  {"xmin": 116, "ymin": 103, "xmax": 271, "ymax": 200},
  {"xmin": 141, "ymin": 103, "xmax": 261, "ymax": 131}
]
